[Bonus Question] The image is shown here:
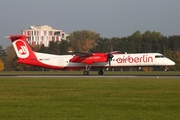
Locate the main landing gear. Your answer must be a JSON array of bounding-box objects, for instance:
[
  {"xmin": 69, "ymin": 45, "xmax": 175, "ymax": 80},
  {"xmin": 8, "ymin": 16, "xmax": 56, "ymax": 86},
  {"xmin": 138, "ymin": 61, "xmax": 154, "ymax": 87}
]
[
  {"xmin": 83, "ymin": 65, "xmax": 91, "ymax": 75},
  {"xmin": 98, "ymin": 69, "xmax": 104, "ymax": 75},
  {"xmin": 83, "ymin": 65, "xmax": 104, "ymax": 75}
]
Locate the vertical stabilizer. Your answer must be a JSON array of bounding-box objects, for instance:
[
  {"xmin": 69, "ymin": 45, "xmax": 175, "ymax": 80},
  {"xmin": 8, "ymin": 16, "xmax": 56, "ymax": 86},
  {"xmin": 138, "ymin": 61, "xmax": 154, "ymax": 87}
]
[{"xmin": 8, "ymin": 35, "xmax": 37, "ymax": 65}]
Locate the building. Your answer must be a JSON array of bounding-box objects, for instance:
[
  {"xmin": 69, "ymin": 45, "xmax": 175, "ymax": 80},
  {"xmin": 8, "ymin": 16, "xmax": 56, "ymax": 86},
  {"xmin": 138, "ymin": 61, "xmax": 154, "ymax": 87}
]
[{"xmin": 22, "ymin": 25, "xmax": 69, "ymax": 47}]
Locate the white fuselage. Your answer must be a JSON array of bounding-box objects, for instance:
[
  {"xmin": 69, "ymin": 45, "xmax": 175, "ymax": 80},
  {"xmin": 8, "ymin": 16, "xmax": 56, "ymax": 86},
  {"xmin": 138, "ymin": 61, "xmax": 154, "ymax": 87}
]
[{"xmin": 35, "ymin": 52, "xmax": 175, "ymax": 69}]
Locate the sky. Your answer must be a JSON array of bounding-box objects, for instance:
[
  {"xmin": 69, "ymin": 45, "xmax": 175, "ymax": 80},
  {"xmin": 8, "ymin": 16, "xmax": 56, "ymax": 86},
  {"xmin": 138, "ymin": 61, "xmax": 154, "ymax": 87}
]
[{"xmin": 0, "ymin": 0, "xmax": 180, "ymax": 48}]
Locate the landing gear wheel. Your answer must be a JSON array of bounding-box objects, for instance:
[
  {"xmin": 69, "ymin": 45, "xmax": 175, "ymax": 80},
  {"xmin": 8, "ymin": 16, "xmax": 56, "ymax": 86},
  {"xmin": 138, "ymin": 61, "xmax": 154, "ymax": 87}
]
[
  {"xmin": 83, "ymin": 71, "xmax": 89, "ymax": 75},
  {"xmin": 83, "ymin": 65, "xmax": 91, "ymax": 75},
  {"xmin": 165, "ymin": 66, "xmax": 168, "ymax": 72},
  {"xmin": 98, "ymin": 70, "xmax": 104, "ymax": 75}
]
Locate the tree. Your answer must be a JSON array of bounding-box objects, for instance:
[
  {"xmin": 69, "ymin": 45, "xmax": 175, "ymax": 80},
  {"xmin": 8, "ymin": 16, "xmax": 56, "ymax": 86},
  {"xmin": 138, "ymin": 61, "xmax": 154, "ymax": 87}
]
[
  {"xmin": 111, "ymin": 37, "xmax": 126, "ymax": 53},
  {"xmin": 175, "ymin": 50, "xmax": 180, "ymax": 62},
  {"xmin": 0, "ymin": 45, "xmax": 6, "ymax": 65},
  {"xmin": 48, "ymin": 41, "xmax": 60, "ymax": 54},
  {"xmin": 59, "ymin": 40, "xmax": 70, "ymax": 55},
  {"xmin": 4, "ymin": 45, "xmax": 16, "ymax": 70},
  {"xmin": 117, "ymin": 37, "xmax": 128, "ymax": 53},
  {"xmin": 92, "ymin": 38, "xmax": 110, "ymax": 52},
  {"xmin": 141, "ymin": 31, "xmax": 163, "ymax": 53},
  {"xmin": 0, "ymin": 45, "xmax": 6, "ymax": 57},
  {"xmin": 150, "ymin": 31, "xmax": 163, "ymax": 53},
  {"xmin": 125, "ymin": 36, "xmax": 136, "ymax": 53},
  {"xmin": 38, "ymin": 44, "xmax": 49, "ymax": 53},
  {"xmin": 165, "ymin": 50, "xmax": 176, "ymax": 71},
  {"xmin": 174, "ymin": 49, "xmax": 180, "ymax": 70},
  {"xmin": 31, "ymin": 44, "xmax": 41, "ymax": 52},
  {"xmin": 131, "ymin": 30, "xmax": 142, "ymax": 53},
  {"xmin": 0, "ymin": 59, "xmax": 4, "ymax": 71},
  {"xmin": 69, "ymin": 30, "xmax": 100, "ymax": 52},
  {"xmin": 168, "ymin": 35, "xmax": 180, "ymax": 51}
]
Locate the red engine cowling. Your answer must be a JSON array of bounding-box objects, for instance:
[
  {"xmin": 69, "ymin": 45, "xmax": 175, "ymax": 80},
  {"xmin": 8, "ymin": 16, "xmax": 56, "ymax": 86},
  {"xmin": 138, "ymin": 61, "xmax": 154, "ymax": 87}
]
[{"xmin": 70, "ymin": 53, "xmax": 108, "ymax": 65}]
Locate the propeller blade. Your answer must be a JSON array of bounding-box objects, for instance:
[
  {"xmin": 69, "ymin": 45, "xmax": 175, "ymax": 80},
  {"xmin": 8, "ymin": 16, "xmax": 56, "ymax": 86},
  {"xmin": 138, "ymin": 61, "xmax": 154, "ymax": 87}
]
[{"xmin": 107, "ymin": 53, "xmax": 114, "ymax": 66}]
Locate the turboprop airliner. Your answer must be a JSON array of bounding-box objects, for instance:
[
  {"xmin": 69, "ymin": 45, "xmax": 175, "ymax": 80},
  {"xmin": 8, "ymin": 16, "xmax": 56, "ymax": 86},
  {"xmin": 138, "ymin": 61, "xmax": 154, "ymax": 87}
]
[{"xmin": 7, "ymin": 35, "xmax": 175, "ymax": 75}]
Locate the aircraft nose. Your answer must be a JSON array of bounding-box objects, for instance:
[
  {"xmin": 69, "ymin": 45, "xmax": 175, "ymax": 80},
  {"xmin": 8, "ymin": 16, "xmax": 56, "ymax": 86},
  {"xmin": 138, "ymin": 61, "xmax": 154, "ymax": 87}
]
[
  {"xmin": 172, "ymin": 61, "xmax": 175, "ymax": 65},
  {"xmin": 169, "ymin": 60, "xmax": 175, "ymax": 65}
]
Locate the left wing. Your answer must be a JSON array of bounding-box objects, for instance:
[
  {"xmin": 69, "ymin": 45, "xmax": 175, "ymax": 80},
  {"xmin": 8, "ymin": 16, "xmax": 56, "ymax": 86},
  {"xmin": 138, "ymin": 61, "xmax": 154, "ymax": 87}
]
[{"xmin": 72, "ymin": 52, "xmax": 93, "ymax": 57}]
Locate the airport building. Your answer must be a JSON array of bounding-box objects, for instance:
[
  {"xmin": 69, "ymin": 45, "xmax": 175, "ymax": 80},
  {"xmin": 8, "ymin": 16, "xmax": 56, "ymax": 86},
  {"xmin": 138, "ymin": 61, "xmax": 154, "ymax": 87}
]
[{"xmin": 22, "ymin": 25, "xmax": 69, "ymax": 47}]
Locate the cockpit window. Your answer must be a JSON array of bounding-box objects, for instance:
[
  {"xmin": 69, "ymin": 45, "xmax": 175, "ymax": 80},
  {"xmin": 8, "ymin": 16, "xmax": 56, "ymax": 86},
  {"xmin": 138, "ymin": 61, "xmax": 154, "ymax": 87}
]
[{"xmin": 155, "ymin": 55, "xmax": 165, "ymax": 58}]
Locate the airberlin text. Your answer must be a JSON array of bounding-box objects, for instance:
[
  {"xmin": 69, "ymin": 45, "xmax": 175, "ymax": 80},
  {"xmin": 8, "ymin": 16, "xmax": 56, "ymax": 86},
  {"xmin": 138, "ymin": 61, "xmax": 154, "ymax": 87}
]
[
  {"xmin": 116, "ymin": 55, "xmax": 153, "ymax": 64},
  {"xmin": 80, "ymin": 56, "xmax": 101, "ymax": 60}
]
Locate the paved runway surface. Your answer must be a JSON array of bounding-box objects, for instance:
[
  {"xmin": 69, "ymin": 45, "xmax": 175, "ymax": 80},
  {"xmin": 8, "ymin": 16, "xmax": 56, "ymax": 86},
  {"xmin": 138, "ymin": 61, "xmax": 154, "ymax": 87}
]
[
  {"xmin": 0, "ymin": 74, "xmax": 180, "ymax": 78},
  {"xmin": 18, "ymin": 76, "xmax": 180, "ymax": 78}
]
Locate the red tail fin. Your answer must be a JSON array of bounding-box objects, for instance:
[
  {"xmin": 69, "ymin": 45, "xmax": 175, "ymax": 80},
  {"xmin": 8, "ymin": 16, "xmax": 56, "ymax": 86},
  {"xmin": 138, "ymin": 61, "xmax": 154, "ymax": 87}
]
[{"xmin": 8, "ymin": 35, "xmax": 37, "ymax": 65}]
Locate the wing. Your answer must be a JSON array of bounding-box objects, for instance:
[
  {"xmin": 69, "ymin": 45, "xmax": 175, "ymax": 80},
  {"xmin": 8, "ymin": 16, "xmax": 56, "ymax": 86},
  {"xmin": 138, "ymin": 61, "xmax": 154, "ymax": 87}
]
[{"xmin": 72, "ymin": 52, "xmax": 93, "ymax": 57}]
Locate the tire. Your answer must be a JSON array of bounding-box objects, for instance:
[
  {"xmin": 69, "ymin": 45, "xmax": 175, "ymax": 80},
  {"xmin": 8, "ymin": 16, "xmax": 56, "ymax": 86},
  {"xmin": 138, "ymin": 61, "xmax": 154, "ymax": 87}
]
[
  {"xmin": 98, "ymin": 70, "xmax": 104, "ymax": 75},
  {"xmin": 83, "ymin": 71, "xmax": 89, "ymax": 75}
]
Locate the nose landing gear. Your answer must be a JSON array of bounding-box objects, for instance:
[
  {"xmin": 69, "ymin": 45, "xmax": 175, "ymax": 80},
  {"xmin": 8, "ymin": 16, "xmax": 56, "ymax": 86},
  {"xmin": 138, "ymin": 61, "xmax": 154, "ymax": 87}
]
[{"xmin": 165, "ymin": 66, "xmax": 168, "ymax": 72}]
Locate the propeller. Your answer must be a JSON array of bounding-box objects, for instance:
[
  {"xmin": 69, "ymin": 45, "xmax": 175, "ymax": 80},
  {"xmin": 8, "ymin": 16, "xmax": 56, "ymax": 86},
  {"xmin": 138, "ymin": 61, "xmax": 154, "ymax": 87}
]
[{"xmin": 107, "ymin": 53, "xmax": 114, "ymax": 66}]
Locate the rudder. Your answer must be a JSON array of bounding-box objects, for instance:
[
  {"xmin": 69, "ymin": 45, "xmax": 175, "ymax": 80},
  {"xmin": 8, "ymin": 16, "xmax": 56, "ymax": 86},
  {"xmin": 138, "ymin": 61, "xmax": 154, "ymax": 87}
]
[{"xmin": 8, "ymin": 35, "xmax": 37, "ymax": 63}]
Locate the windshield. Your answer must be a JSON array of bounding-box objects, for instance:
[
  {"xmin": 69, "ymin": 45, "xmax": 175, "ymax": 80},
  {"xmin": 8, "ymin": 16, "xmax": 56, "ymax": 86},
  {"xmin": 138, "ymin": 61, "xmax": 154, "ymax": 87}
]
[{"xmin": 155, "ymin": 55, "xmax": 165, "ymax": 58}]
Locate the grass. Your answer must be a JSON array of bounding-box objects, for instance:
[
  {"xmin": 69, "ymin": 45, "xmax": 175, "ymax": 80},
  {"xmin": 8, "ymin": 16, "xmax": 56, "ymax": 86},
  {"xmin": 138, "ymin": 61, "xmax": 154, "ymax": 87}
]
[{"xmin": 0, "ymin": 77, "xmax": 180, "ymax": 120}]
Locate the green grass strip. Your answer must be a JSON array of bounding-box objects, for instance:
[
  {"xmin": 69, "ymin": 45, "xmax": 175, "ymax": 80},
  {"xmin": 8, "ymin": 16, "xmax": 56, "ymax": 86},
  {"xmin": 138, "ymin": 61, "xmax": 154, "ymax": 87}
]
[{"xmin": 0, "ymin": 78, "xmax": 180, "ymax": 120}]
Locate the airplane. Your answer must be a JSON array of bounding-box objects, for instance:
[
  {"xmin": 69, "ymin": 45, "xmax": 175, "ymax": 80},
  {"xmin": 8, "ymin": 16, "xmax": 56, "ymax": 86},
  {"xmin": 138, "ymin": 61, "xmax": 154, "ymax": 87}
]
[{"xmin": 7, "ymin": 35, "xmax": 175, "ymax": 75}]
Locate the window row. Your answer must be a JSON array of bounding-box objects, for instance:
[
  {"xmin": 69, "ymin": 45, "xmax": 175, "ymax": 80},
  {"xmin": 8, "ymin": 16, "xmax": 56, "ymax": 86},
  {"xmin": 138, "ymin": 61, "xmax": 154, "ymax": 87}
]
[
  {"xmin": 23, "ymin": 31, "xmax": 62, "ymax": 36},
  {"xmin": 26, "ymin": 36, "xmax": 61, "ymax": 41}
]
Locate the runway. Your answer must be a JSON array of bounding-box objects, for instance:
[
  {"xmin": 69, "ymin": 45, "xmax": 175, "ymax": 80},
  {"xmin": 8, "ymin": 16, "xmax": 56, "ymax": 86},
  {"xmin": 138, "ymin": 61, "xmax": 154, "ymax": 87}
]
[
  {"xmin": 0, "ymin": 74, "xmax": 180, "ymax": 78},
  {"xmin": 16, "ymin": 75, "xmax": 180, "ymax": 78}
]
